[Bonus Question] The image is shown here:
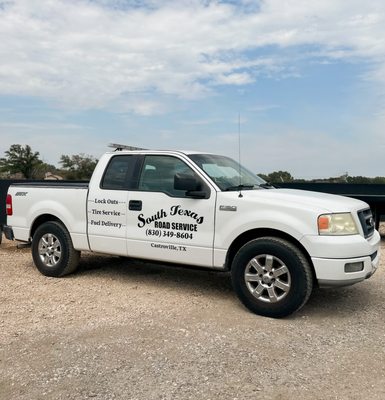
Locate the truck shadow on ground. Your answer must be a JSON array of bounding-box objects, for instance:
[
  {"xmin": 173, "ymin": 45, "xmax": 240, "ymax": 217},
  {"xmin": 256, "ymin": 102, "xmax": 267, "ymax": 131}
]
[
  {"xmin": 302, "ymin": 285, "xmax": 378, "ymax": 318},
  {"xmin": 75, "ymin": 253, "xmax": 380, "ymax": 319},
  {"xmin": 77, "ymin": 253, "xmax": 234, "ymax": 296}
]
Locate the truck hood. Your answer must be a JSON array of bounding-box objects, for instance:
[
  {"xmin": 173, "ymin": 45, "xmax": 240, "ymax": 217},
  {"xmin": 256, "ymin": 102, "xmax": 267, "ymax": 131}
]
[{"xmin": 232, "ymin": 188, "xmax": 368, "ymax": 214}]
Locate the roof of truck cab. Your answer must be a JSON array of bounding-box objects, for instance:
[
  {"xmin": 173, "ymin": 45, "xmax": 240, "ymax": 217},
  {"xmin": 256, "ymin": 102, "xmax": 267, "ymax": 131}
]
[{"xmin": 106, "ymin": 150, "xmax": 210, "ymax": 156}]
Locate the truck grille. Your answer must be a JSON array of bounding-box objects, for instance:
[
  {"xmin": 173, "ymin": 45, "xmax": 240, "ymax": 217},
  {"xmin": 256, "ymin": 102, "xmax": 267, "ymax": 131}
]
[{"xmin": 358, "ymin": 208, "xmax": 375, "ymax": 238}]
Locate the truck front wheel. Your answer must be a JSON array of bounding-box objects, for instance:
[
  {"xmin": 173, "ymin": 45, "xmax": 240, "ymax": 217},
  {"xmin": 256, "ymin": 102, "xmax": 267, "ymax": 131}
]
[
  {"xmin": 32, "ymin": 221, "xmax": 80, "ymax": 277},
  {"xmin": 231, "ymin": 237, "xmax": 313, "ymax": 318}
]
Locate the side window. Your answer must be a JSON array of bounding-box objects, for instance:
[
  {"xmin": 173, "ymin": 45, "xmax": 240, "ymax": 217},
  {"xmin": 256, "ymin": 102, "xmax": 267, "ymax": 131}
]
[
  {"xmin": 138, "ymin": 155, "xmax": 198, "ymax": 197},
  {"xmin": 101, "ymin": 155, "xmax": 137, "ymax": 190}
]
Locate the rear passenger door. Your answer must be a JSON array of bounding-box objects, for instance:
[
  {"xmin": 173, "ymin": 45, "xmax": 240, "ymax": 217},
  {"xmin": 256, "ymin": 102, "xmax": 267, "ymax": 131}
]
[
  {"xmin": 125, "ymin": 154, "xmax": 217, "ymax": 267},
  {"xmin": 87, "ymin": 154, "xmax": 140, "ymax": 256}
]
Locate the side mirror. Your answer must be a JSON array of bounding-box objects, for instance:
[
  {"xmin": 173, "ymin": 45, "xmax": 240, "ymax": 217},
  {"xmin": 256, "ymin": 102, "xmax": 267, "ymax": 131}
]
[{"xmin": 174, "ymin": 173, "xmax": 208, "ymax": 199}]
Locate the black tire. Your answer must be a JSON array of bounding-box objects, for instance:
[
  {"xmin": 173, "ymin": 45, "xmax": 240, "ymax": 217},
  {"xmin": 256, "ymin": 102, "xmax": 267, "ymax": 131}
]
[
  {"xmin": 32, "ymin": 221, "xmax": 80, "ymax": 277},
  {"xmin": 231, "ymin": 237, "xmax": 313, "ymax": 318}
]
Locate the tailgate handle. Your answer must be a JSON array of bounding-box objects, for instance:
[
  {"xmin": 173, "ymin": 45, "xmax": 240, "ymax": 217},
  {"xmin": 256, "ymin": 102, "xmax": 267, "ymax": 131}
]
[{"xmin": 129, "ymin": 200, "xmax": 142, "ymax": 211}]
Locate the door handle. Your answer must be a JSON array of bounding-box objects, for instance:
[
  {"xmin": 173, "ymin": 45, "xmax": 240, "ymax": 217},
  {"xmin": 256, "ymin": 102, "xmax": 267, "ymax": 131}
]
[{"xmin": 129, "ymin": 200, "xmax": 142, "ymax": 211}]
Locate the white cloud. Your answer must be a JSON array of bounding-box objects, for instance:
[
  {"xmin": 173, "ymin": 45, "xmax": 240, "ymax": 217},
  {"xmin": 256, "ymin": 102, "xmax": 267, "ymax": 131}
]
[
  {"xmin": 214, "ymin": 72, "xmax": 254, "ymax": 85},
  {"xmin": 0, "ymin": 0, "xmax": 385, "ymax": 114}
]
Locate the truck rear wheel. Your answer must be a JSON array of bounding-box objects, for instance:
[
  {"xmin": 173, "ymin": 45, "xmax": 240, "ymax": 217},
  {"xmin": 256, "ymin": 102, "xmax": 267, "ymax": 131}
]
[
  {"xmin": 231, "ymin": 237, "xmax": 313, "ymax": 318},
  {"xmin": 32, "ymin": 221, "xmax": 80, "ymax": 277}
]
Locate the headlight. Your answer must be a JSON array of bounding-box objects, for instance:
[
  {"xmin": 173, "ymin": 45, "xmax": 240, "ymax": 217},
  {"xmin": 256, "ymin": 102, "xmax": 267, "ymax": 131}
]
[{"xmin": 318, "ymin": 213, "xmax": 358, "ymax": 235}]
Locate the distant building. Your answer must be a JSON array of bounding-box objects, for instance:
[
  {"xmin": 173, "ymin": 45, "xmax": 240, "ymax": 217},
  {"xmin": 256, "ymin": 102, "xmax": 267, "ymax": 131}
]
[
  {"xmin": 8, "ymin": 172, "xmax": 24, "ymax": 179},
  {"xmin": 44, "ymin": 172, "xmax": 63, "ymax": 180}
]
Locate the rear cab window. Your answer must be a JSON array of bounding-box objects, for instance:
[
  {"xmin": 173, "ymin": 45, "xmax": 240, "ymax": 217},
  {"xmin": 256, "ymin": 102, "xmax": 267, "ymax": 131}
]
[{"xmin": 101, "ymin": 155, "xmax": 140, "ymax": 190}]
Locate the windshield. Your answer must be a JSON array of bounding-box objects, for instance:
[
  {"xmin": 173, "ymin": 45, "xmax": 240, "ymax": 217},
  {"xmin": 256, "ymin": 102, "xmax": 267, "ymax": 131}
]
[{"xmin": 188, "ymin": 154, "xmax": 267, "ymax": 191}]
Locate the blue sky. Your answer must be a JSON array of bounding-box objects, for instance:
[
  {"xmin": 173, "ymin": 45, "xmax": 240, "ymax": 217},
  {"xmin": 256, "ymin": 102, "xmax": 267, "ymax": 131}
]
[{"xmin": 1, "ymin": 0, "xmax": 385, "ymax": 179}]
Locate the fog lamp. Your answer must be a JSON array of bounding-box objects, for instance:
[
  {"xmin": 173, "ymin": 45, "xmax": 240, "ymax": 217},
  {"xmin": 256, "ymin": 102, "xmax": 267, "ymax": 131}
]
[{"xmin": 344, "ymin": 262, "xmax": 364, "ymax": 273}]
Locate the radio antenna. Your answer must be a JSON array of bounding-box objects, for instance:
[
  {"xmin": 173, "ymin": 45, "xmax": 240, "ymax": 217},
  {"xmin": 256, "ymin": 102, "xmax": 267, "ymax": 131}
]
[{"xmin": 238, "ymin": 112, "xmax": 243, "ymax": 198}]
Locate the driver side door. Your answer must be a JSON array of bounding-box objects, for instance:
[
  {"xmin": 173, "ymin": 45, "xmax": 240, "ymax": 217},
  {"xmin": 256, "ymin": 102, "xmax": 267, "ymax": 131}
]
[{"xmin": 126, "ymin": 154, "xmax": 217, "ymax": 267}]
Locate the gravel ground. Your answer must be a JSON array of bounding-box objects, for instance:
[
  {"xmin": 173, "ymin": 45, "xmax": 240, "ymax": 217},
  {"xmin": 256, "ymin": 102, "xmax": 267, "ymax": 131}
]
[{"xmin": 1, "ymin": 234, "xmax": 385, "ymax": 400}]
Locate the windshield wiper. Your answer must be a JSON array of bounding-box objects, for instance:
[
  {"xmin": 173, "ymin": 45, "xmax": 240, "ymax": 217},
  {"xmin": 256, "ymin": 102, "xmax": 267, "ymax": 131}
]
[
  {"xmin": 224, "ymin": 184, "xmax": 255, "ymax": 191},
  {"xmin": 259, "ymin": 182, "xmax": 275, "ymax": 189}
]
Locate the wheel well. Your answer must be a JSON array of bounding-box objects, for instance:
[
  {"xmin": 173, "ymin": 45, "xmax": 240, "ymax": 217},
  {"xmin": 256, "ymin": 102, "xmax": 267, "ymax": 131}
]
[
  {"xmin": 30, "ymin": 214, "xmax": 62, "ymax": 239},
  {"xmin": 226, "ymin": 228, "xmax": 316, "ymax": 282}
]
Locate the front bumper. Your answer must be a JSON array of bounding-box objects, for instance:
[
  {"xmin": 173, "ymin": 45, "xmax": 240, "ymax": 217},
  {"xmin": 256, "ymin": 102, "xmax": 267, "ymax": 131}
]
[
  {"xmin": 301, "ymin": 231, "xmax": 380, "ymax": 288},
  {"xmin": 312, "ymin": 250, "xmax": 379, "ymax": 288}
]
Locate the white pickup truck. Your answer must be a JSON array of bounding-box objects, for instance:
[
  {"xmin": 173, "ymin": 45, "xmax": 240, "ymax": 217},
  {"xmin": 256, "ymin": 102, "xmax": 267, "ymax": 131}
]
[{"xmin": 4, "ymin": 148, "xmax": 380, "ymax": 317}]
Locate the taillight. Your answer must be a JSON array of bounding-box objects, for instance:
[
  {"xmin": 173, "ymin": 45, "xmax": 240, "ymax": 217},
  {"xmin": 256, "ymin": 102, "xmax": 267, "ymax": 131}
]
[{"xmin": 6, "ymin": 194, "xmax": 12, "ymax": 216}]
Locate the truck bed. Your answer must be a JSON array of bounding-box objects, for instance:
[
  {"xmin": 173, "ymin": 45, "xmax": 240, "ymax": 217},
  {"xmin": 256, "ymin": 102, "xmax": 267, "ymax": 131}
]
[
  {"xmin": 1, "ymin": 180, "xmax": 88, "ymax": 227},
  {"xmin": 10, "ymin": 181, "xmax": 89, "ymax": 189},
  {"xmin": 2, "ymin": 180, "xmax": 90, "ymax": 248}
]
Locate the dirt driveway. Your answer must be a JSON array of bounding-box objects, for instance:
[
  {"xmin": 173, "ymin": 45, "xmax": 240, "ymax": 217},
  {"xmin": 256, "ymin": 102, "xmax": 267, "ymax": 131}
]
[{"xmin": 1, "ymin": 237, "xmax": 384, "ymax": 400}]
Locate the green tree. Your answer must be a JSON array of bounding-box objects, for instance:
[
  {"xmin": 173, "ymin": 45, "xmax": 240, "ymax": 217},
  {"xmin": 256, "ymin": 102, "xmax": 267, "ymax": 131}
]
[
  {"xmin": 372, "ymin": 176, "xmax": 385, "ymax": 184},
  {"xmin": 0, "ymin": 144, "xmax": 43, "ymax": 179},
  {"xmin": 60, "ymin": 153, "xmax": 98, "ymax": 180},
  {"xmin": 33, "ymin": 162, "xmax": 61, "ymax": 179},
  {"xmin": 343, "ymin": 175, "xmax": 385, "ymax": 184},
  {"xmin": 258, "ymin": 173, "xmax": 269, "ymax": 181},
  {"xmin": 259, "ymin": 170, "xmax": 294, "ymax": 183}
]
